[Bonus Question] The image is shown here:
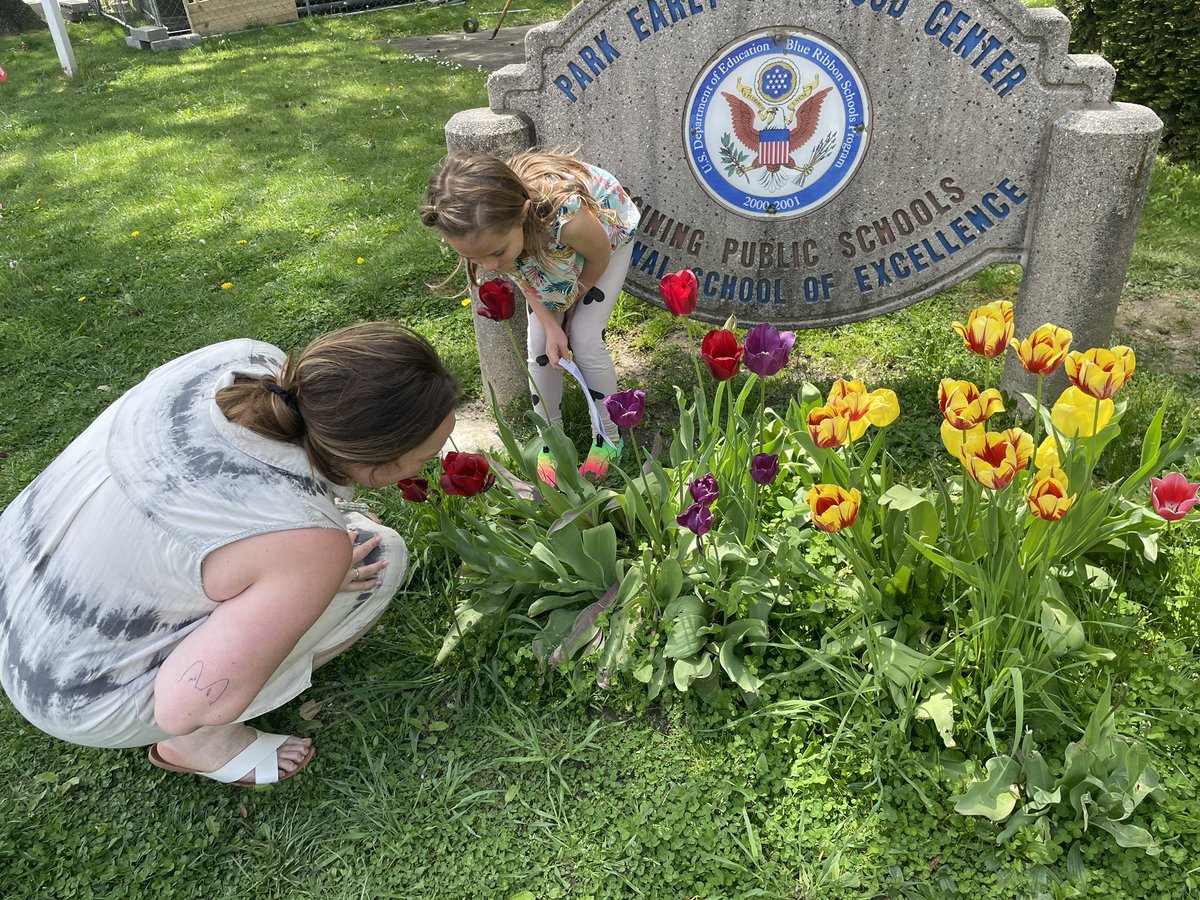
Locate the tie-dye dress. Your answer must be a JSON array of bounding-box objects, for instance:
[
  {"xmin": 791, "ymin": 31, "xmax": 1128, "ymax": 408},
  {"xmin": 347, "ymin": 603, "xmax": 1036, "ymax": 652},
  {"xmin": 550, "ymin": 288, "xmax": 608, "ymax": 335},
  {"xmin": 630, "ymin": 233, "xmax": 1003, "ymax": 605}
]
[{"xmin": 0, "ymin": 340, "xmax": 396, "ymax": 748}]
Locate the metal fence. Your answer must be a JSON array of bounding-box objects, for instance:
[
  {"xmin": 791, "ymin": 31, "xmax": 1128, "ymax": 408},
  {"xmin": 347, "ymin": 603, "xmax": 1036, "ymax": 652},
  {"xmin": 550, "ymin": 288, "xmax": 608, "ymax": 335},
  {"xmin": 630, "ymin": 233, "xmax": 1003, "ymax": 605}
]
[
  {"xmin": 90, "ymin": 0, "xmax": 191, "ymax": 34},
  {"xmin": 89, "ymin": 0, "xmax": 463, "ymax": 36}
]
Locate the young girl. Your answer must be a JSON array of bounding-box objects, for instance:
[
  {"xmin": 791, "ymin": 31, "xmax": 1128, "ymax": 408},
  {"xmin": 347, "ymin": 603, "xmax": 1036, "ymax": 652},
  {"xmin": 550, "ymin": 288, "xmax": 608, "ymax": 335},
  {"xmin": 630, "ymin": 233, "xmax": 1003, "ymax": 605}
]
[{"xmin": 421, "ymin": 149, "xmax": 640, "ymax": 485}]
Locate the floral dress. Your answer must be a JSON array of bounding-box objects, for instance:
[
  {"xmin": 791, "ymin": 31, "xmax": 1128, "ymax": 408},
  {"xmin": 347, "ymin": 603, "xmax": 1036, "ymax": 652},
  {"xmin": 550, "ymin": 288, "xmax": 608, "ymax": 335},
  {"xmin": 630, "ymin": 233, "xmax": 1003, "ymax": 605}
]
[{"xmin": 505, "ymin": 163, "xmax": 640, "ymax": 312}]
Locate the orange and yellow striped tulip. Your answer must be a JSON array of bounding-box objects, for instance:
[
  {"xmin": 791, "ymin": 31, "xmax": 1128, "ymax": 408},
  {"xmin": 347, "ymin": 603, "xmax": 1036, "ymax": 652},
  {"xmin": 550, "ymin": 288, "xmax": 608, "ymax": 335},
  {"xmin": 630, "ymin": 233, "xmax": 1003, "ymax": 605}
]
[
  {"xmin": 1050, "ymin": 386, "xmax": 1114, "ymax": 438},
  {"xmin": 960, "ymin": 428, "xmax": 1033, "ymax": 490},
  {"xmin": 1027, "ymin": 466, "xmax": 1076, "ymax": 521},
  {"xmin": 807, "ymin": 403, "xmax": 851, "ymax": 449},
  {"xmin": 951, "ymin": 300, "xmax": 1013, "ymax": 358},
  {"xmin": 938, "ymin": 378, "xmax": 1004, "ymax": 429},
  {"xmin": 1064, "ymin": 346, "xmax": 1135, "ymax": 400},
  {"xmin": 1011, "ymin": 324, "xmax": 1073, "ymax": 376},
  {"xmin": 806, "ymin": 484, "xmax": 862, "ymax": 533},
  {"xmin": 826, "ymin": 379, "xmax": 901, "ymax": 440}
]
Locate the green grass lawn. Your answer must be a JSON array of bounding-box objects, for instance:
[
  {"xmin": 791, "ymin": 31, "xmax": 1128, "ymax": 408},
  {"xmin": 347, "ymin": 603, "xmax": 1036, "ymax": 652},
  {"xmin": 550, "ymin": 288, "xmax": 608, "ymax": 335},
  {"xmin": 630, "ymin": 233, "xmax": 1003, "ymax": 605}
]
[{"xmin": 2, "ymin": 5, "xmax": 1200, "ymax": 898}]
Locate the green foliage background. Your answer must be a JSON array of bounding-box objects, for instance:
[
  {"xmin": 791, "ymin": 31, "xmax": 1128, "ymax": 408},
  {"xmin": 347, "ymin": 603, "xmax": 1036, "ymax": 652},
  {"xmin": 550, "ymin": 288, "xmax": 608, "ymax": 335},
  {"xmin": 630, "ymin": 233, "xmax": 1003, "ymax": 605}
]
[{"xmin": 1057, "ymin": 0, "xmax": 1200, "ymax": 163}]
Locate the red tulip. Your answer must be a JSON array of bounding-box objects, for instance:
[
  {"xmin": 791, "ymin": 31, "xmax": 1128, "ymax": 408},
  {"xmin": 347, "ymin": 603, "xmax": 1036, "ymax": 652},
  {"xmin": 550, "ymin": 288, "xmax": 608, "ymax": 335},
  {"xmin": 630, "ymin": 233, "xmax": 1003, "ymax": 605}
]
[
  {"xmin": 701, "ymin": 329, "xmax": 742, "ymax": 381},
  {"xmin": 395, "ymin": 477, "xmax": 429, "ymax": 503},
  {"xmin": 659, "ymin": 269, "xmax": 698, "ymax": 316},
  {"xmin": 476, "ymin": 278, "xmax": 516, "ymax": 321},
  {"xmin": 439, "ymin": 452, "xmax": 495, "ymax": 497},
  {"xmin": 1150, "ymin": 472, "xmax": 1199, "ymax": 522}
]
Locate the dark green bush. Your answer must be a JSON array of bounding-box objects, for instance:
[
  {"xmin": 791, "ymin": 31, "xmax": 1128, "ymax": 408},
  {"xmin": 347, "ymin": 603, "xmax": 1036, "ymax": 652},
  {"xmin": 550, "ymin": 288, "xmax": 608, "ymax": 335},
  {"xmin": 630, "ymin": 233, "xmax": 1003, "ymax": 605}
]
[{"xmin": 1058, "ymin": 0, "xmax": 1200, "ymax": 163}]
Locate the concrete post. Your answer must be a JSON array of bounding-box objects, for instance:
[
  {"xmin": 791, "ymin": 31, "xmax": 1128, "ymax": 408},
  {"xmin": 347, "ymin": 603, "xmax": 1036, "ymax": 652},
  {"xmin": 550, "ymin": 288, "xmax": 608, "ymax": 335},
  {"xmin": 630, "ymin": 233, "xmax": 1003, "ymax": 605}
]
[
  {"xmin": 443, "ymin": 108, "xmax": 535, "ymax": 410},
  {"xmin": 1004, "ymin": 103, "xmax": 1162, "ymax": 401}
]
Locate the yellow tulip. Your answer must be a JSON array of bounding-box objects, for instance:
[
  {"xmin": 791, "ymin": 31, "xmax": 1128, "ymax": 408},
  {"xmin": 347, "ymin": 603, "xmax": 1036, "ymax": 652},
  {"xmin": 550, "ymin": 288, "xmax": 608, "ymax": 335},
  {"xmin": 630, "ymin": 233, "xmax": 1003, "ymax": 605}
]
[
  {"xmin": 1035, "ymin": 435, "xmax": 1061, "ymax": 470},
  {"xmin": 1027, "ymin": 466, "xmax": 1076, "ymax": 521},
  {"xmin": 806, "ymin": 403, "xmax": 850, "ymax": 449},
  {"xmin": 941, "ymin": 420, "xmax": 984, "ymax": 463},
  {"xmin": 1050, "ymin": 386, "xmax": 1114, "ymax": 438},
  {"xmin": 1011, "ymin": 324, "xmax": 1073, "ymax": 376},
  {"xmin": 960, "ymin": 428, "xmax": 1033, "ymax": 490},
  {"xmin": 866, "ymin": 388, "xmax": 900, "ymax": 427},
  {"xmin": 806, "ymin": 484, "xmax": 862, "ymax": 533},
  {"xmin": 951, "ymin": 300, "xmax": 1013, "ymax": 358},
  {"xmin": 938, "ymin": 378, "xmax": 1004, "ymax": 429},
  {"xmin": 1064, "ymin": 346, "xmax": 1135, "ymax": 400}
]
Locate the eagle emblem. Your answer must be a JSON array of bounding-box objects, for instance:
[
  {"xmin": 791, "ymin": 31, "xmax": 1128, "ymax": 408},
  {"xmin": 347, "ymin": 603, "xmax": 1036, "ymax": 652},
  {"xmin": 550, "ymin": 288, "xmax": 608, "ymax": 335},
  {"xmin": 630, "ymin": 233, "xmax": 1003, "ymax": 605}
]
[{"xmin": 719, "ymin": 68, "xmax": 838, "ymax": 189}]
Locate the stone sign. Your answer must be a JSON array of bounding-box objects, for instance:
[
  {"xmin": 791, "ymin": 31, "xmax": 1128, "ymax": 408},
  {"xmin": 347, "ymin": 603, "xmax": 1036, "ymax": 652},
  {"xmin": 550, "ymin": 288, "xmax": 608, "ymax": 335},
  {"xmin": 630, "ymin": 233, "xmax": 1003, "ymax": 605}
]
[{"xmin": 446, "ymin": 0, "xmax": 1161, "ymax": 400}]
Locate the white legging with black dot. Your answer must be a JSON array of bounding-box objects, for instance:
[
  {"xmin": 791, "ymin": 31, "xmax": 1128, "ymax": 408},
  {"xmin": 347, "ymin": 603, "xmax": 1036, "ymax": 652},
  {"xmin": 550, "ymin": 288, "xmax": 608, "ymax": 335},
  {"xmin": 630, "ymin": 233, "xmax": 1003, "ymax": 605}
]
[{"xmin": 525, "ymin": 241, "xmax": 634, "ymax": 445}]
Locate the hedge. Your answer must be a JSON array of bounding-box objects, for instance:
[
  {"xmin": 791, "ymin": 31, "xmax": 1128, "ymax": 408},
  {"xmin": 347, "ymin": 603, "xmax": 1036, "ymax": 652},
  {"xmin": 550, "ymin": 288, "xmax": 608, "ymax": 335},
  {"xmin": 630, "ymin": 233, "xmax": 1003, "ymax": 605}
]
[{"xmin": 1058, "ymin": 0, "xmax": 1200, "ymax": 163}]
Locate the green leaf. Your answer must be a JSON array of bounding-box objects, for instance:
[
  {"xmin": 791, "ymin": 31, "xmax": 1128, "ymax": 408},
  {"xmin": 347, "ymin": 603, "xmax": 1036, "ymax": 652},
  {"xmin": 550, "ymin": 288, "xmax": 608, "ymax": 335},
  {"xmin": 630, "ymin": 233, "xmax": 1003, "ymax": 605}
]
[
  {"xmin": 1091, "ymin": 818, "xmax": 1160, "ymax": 854},
  {"xmin": 875, "ymin": 635, "xmax": 948, "ymax": 687},
  {"xmin": 664, "ymin": 600, "xmax": 714, "ymax": 659},
  {"xmin": 952, "ymin": 755, "xmax": 1021, "ymax": 821},
  {"xmin": 915, "ymin": 689, "xmax": 956, "ymax": 748},
  {"xmin": 672, "ymin": 653, "xmax": 714, "ymax": 692},
  {"xmin": 1041, "ymin": 596, "xmax": 1086, "ymax": 657},
  {"xmin": 718, "ymin": 638, "xmax": 763, "ymax": 695},
  {"xmin": 653, "ymin": 557, "xmax": 684, "ymax": 604}
]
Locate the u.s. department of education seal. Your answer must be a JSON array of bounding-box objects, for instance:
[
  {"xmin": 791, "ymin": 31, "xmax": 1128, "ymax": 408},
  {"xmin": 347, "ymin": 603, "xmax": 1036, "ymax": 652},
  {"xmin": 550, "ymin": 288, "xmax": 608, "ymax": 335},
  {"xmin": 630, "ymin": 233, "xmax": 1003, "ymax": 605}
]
[{"xmin": 685, "ymin": 29, "xmax": 871, "ymax": 220}]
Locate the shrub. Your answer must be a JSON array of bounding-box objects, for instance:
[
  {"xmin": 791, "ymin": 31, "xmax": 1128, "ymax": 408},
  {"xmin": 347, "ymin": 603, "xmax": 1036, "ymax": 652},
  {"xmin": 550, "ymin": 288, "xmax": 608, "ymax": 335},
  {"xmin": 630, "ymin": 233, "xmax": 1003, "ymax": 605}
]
[{"xmin": 1058, "ymin": 0, "xmax": 1200, "ymax": 162}]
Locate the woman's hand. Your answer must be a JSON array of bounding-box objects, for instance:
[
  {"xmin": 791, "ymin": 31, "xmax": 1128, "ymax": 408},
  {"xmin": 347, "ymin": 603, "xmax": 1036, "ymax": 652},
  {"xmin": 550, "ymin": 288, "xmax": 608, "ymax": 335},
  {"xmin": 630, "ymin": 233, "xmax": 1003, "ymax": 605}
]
[{"xmin": 339, "ymin": 530, "xmax": 388, "ymax": 592}]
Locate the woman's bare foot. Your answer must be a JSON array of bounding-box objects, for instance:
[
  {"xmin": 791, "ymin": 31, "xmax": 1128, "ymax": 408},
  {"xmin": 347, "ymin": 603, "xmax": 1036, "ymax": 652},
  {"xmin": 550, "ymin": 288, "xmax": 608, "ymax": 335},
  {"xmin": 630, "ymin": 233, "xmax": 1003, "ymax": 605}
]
[{"xmin": 154, "ymin": 724, "xmax": 313, "ymax": 783}]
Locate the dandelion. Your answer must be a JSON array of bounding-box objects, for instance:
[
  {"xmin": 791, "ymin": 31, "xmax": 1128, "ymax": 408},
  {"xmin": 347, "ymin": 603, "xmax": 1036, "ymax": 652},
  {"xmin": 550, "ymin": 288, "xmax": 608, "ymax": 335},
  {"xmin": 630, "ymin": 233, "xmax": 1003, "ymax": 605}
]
[
  {"xmin": 356, "ymin": 257, "xmax": 365, "ymax": 265},
  {"xmin": 130, "ymin": 230, "xmax": 140, "ymax": 237},
  {"xmin": 77, "ymin": 295, "xmax": 87, "ymax": 303},
  {"xmin": 221, "ymin": 282, "xmax": 233, "ymax": 290}
]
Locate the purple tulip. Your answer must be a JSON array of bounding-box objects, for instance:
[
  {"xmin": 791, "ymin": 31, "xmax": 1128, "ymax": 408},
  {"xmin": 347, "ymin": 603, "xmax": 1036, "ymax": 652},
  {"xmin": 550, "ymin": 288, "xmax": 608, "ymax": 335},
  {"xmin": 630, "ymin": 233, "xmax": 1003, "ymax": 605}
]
[
  {"xmin": 743, "ymin": 323, "xmax": 796, "ymax": 377},
  {"xmin": 676, "ymin": 501, "xmax": 714, "ymax": 537},
  {"xmin": 604, "ymin": 389, "xmax": 646, "ymax": 429},
  {"xmin": 750, "ymin": 453, "xmax": 780, "ymax": 485},
  {"xmin": 689, "ymin": 473, "xmax": 719, "ymax": 507}
]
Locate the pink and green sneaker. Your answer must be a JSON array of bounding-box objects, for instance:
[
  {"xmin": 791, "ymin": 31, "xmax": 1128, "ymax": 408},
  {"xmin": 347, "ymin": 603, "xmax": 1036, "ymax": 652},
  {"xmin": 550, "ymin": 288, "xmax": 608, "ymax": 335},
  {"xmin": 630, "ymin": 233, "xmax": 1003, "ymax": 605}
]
[
  {"xmin": 536, "ymin": 445, "xmax": 557, "ymax": 487},
  {"xmin": 579, "ymin": 435, "xmax": 623, "ymax": 482}
]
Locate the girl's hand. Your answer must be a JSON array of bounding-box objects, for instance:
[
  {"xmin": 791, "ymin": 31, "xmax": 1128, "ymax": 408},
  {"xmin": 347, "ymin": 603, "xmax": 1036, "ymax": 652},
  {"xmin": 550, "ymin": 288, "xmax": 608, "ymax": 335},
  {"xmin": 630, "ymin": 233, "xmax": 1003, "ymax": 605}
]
[
  {"xmin": 339, "ymin": 530, "xmax": 388, "ymax": 592},
  {"xmin": 543, "ymin": 320, "xmax": 571, "ymax": 371}
]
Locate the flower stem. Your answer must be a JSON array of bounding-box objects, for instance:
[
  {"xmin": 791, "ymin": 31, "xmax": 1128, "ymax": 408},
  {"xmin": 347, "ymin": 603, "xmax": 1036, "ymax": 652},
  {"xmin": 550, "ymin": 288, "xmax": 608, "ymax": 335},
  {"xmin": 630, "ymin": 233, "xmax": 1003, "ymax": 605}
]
[{"xmin": 684, "ymin": 320, "xmax": 705, "ymax": 406}]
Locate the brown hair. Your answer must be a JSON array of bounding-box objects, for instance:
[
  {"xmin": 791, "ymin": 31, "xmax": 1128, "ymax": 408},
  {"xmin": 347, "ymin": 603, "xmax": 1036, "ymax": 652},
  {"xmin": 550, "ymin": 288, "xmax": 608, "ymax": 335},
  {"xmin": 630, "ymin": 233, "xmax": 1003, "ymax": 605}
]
[
  {"xmin": 420, "ymin": 149, "xmax": 601, "ymax": 287},
  {"xmin": 216, "ymin": 322, "xmax": 460, "ymax": 484}
]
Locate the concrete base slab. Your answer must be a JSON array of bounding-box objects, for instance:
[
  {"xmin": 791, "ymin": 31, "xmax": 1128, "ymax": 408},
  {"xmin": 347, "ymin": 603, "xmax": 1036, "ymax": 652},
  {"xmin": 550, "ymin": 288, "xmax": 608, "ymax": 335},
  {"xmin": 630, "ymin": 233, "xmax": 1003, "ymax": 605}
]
[
  {"xmin": 375, "ymin": 24, "xmax": 535, "ymax": 73},
  {"xmin": 444, "ymin": 402, "xmax": 503, "ymax": 455}
]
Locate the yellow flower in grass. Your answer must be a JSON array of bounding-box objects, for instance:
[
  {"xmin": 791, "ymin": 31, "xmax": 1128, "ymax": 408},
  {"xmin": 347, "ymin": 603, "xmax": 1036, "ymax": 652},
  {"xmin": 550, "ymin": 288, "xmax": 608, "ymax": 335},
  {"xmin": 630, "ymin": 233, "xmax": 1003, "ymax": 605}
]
[
  {"xmin": 951, "ymin": 300, "xmax": 1013, "ymax": 358},
  {"xmin": 807, "ymin": 403, "xmax": 851, "ymax": 449},
  {"xmin": 1050, "ymin": 386, "xmax": 1113, "ymax": 438},
  {"xmin": 1035, "ymin": 434, "xmax": 1061, "ymax": 470},
  {"xmin": 938, "ymin": 378, "xmax": 1004, "ymax": 430},
  {"xmin": 220, "ymin": 282, "xmax": 233, "ymax": 290},
  {"xmin": 960, "ymin": 428, "xmax": 1033, "ymax": 490},
  {"xmin": 1027, "ymin": 466, "xmax": 1076, "ymax": 521},
  {"xmin": 1064, "ymin": 346, "xmax": 1136, "ymax": 400},
  {"xmin": 356, "ymin": 257, "xmax": 365, "ymax": 265},
  {"xmin": 130, "ymin": 230, "xmax": 140, "ymax": 237},
  {"xmin": 1011, "ymin": 323, "xmax": 1073, "ymax": 376},
  {"xmin": 941, "ymin": 420, "xmax": 984, "ymax": 464},
  {"xmin": 806, "ymin": 484, "xmax": 862, "ymax": 533}
]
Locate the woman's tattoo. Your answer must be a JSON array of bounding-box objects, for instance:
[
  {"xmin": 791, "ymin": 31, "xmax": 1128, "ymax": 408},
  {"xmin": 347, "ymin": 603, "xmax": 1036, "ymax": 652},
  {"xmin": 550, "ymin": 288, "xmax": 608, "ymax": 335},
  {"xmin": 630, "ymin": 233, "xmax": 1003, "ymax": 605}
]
[{"xmin": 178, "ymin": 661, "xmax": 229, "ymax": 706}]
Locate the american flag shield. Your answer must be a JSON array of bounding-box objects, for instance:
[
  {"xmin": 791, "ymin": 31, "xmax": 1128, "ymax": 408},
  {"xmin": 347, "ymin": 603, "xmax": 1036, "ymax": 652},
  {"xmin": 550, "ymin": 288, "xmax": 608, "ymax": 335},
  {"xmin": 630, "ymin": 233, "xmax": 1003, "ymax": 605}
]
[{"xmin": 758, "ymin": 128, "xmax": 791, "ymax": 167}]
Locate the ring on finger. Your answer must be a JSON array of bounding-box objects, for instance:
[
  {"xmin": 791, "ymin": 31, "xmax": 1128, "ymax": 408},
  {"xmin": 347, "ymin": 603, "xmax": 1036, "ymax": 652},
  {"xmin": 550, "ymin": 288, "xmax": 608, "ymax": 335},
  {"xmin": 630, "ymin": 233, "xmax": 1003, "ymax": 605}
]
[{"xmin": 353, "ymin": 566, "xmax": 361, "ymax": 580}]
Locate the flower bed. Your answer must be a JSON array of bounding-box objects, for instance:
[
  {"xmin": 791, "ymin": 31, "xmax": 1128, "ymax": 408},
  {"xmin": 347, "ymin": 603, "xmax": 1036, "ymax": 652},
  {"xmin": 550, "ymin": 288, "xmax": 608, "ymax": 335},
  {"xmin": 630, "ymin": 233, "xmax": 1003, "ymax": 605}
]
[{"xmin": 404, "ymin": 272, "xmax": 1198, "ymax": 854}]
